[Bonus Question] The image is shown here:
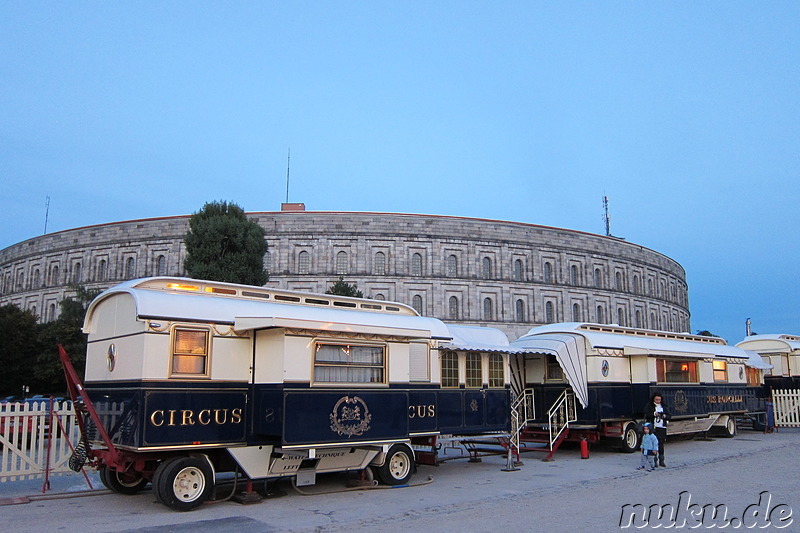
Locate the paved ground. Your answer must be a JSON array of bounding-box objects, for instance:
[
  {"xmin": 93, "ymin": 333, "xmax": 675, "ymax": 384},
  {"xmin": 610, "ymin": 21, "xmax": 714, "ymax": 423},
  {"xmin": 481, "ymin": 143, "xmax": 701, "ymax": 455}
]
[{"xmin": 1, "ymin": 428, "xmax": 797, "ymax": 532}]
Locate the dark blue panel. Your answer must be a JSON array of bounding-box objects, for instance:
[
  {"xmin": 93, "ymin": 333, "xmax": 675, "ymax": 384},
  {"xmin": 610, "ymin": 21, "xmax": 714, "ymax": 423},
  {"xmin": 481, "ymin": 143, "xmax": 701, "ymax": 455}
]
[
  {"xmin": 407, "ymin": 391, "xmax": 438, "ymax": 433},
  {"xmin": 282, "ymin": 391, "xmax": 409, "ymax": 445},
  {"xmin": 143, "ymin": 390, "xmax": 248, "ymax": 447},
  {"xmin": 436, "ymin": 391, "xmax": 464, "ymax": 431},
  {"xmin": 463, "ymin": 391, "xmax": 485, "ymax": 427},
  {"xmin": 485, "ymin": 390, "xmax": 510, "ymax": 428}
]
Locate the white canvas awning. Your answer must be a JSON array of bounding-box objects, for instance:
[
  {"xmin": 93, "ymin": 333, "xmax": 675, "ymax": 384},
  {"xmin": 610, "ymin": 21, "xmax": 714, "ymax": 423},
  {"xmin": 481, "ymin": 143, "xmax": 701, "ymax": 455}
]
[
  {"xmin": 510, "ymin": 333, "xmax": 589, "ymax": 409},
  {"xmin": 743, "ymin": 350, "xmax": 773, "ymax": 370},
  {"xmin": 441, "ymin": 324, "xmax": 531, "ymax": 354}
]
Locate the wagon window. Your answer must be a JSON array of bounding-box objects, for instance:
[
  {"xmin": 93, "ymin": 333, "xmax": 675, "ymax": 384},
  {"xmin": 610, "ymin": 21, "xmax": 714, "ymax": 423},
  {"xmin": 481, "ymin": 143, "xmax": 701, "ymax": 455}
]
[
  {"xmin": 314, "ymin": 343, "xmax": 385, "ymax": 384},
  {"xmin": 656, "ymin": 359, "xmax": 698, "ymax": 383},
  {"xmin": 488, "ymin": 354, "xmax": 504, "ymax": 388},
  {"xmin": 746, "ymin": 367, "xmax": 760, "ymax": 386},
  {"xmin": 545, "ymin": 354, "xmax": 564, "ymax": 381},
  {"xmin": 466, "ymin": 353, "xmax": 482, "ymax": 388},
  {"xmin": 712, "ymin": 360, "xmax": 728, "ymax": 382},
  {"xmin": 171, "ymin": 327, "xmax": 210, "ymax": 376},
  {"xmin": 441, "ymin": 351, "xmax": 459, "ymax": 388}
]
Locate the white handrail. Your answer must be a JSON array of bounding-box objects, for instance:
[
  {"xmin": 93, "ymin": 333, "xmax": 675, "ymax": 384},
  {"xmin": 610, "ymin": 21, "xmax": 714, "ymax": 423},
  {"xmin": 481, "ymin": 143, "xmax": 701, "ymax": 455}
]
[{"xmin": 547, "ymin": 389, "xmax": 577, "ymax": 449}]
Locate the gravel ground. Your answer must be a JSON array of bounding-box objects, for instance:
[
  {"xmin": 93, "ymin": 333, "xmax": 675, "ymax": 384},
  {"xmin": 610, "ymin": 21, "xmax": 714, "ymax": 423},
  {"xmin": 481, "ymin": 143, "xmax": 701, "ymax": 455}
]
[{"xmin": 1, "ymin": 428, "xmax": 797, "ymax": 533}]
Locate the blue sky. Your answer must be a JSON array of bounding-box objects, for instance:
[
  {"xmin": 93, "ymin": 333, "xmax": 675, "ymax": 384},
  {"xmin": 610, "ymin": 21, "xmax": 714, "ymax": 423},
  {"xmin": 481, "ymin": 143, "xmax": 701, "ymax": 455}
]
[{"xmin": 1, "ymin": 3, "xmax": 798, "ymax": 343}]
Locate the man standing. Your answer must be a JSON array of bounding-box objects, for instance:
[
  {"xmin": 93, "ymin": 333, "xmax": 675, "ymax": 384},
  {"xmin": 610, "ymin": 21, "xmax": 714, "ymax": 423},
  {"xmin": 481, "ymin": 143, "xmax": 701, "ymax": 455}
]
[{"xmin": 644, "ymin": 393, "xmax": 670, "ymax": 467}]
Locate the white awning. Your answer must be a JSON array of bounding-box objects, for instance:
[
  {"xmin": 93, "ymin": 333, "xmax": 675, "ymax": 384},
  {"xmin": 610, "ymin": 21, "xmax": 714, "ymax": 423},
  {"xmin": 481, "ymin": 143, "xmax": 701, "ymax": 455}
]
[
  {"xmin": 510, "ymin": 333, "xmax": 589, "ymax": 409},
  {"xmin": 743, "ymin": 350, "xmax": 773, "ymax": 370},
  {"xmin": 440, "ymin": 324, "xmax": 530, "ymax": 354}
]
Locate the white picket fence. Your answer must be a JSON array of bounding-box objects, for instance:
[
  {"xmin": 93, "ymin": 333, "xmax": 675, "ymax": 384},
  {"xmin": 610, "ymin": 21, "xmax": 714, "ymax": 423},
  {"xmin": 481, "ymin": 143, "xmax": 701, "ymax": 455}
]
[
  {"xmin": 772, "ymin": 389, "xmax": 800, "ymax": 428},
  {"xmin": 0, "ymin": 400, "xmax": 81, "ymax": 482}
]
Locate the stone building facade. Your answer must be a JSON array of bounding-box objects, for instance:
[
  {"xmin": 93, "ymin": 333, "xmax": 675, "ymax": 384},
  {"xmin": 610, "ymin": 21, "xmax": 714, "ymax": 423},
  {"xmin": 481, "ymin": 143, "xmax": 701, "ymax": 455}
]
[{"xmin": 0, "ymin": 210, "xmax": 690, "ymax": 339}]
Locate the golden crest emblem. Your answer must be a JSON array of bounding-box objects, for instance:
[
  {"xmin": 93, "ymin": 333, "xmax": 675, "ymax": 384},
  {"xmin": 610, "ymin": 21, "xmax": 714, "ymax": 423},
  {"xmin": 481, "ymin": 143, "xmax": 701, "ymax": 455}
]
[
  {"xmin": 673, "ymin": 390, "xmax": 689, "ymax": 414},
  {"xmin": 330, "ymin": 396, "xmax": 372, "ymax": 437}
]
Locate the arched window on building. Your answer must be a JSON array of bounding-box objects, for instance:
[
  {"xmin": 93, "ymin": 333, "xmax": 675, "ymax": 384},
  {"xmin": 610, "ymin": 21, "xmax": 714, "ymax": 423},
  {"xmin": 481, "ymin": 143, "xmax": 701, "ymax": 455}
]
[
  {"xmin": 545, "ymin": 301, "xmax": 555, "ymax": 323},
  {"xmin": 446, "ymin": 255, "xmax": 458, "ymax": 277},
  {"xmin": 482, "ymin": 257, "xmax": 493, "ymax": 280},
  {"xmin": 373, "ymin": 252, "xmax": 386, "ymax": 276},
  {"xmin": 650, "ymin": 312, "xmax": 657, "ymax": 329},
  {"xmin": 570, "ymin": 264, "xmax": 579, "ymax": 285},
  {"xmin": 572, "ymin": 303, "xmax": 581, "ymax": 322},
  {"xmin": 513, "ymin": 259, "xmax": 523, "ymax": 281},
  {"xmin": 544, "ymin": 262, "xmax": 553, "ymax": 284},
  {"xmin": 31, "ymin": 305, "xmax": 37, "ymax": 318},
  {"xmin": 635, "ymin": 310, "xmax": 642, "ymax": 328},
  {"xmin": 125, "ymin": 258, "xmax": 136, "ymax": 279},
  {"xmin": 615, "ymin": 272, "xmax": 623, "ymax": 291},
  {"xmin": 597, "ymin": 305, "xmax": 605, "ymax": 324},
  {"xmin": 411, "ymin": 253, "xmax": 422, "ymax": 276},
  {"xmin": 374, "ymin": 293, "xmax": 385, "ymax": 300},
  {"xmin": 16, "ymin": 271, "xmax": 24, "ymax": 291},
  {"xmin": 73, "ymin": 263, "xmax": 82, "ymax": 284},
  {"xmin": 298, "ymin": 250, "xmax": 310, "ymax": 274},
  {"xmin": 33, "ymin": 269, "xmax": 40, "ymax": 288},
  {"xmin": 594, "ymin": 268, "xmax": 602, "ymax": 288},
  {"xmin": 335, "ymin": 251, "xmax": 348, "ymax": 275},
  {"xmin": 412, "ymin": 294, "xmax": 423, "ymax": 315},
  {"xmin": 156, "ymin": 255, "xmax": 167, "ymax": 276},
  {"xmin": 97, "ymin": 260, "xmax": 107, "ymax": 281},
  {"xmin": 264, "ymin": 251, "xmax": 272, "ymax": 274},
  {"xmin": 483, "ymin": 297, "xmax": 493, "ymax": 321},
  {"xmin": 515, "ymin": 299, "xmax": 525, "ymax": 322},
  {"xmin": 647, "ymin": 279, "xmax": 653, "ymax": 296},
  {"xmin": 448, "ymin": 296, "xmax": 459, "ymax": 320},
  {"xmin": 633, "ymin": 275, "xmax": 640, "ymax": 294},
  {"xmin": 48, "ymin": 303, "xmax": 56, "ymax": 322},
  {"xmin": 617, "ymin": 307, "xmax": 625, "ymax": 326},
  {"xmin": 50, "ymin": 265, "xmax": 59, "ymax": 286}
]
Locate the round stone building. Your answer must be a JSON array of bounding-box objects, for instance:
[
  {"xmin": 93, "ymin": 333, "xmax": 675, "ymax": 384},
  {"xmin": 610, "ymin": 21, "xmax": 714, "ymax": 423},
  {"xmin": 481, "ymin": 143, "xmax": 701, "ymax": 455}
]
[{"xmin": 0, "ymin": 207, "xmax": 690, "ymax": 339}]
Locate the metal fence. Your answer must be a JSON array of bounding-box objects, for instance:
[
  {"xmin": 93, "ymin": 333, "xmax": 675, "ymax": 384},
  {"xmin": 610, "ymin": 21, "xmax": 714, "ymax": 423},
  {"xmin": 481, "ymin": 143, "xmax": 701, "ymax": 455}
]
[
  {"xmin": 0, "ymin": 400, "xmax": 80, "ymax": 482},
  {"xmin": 773, "ymin": 389, "xmax": 800, "ymax": 428}
]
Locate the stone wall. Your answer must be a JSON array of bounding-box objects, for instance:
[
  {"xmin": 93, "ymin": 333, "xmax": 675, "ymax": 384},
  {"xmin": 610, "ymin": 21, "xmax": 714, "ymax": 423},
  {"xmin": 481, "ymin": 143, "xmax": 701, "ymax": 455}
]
[{"xmin": 0, "ymin": 211, "xmax": 690, "ymax": 339}]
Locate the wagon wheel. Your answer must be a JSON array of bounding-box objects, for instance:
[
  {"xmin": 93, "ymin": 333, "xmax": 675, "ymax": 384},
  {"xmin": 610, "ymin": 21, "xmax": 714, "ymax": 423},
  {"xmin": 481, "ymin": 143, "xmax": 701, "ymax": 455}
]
[
  {"xmin": 375, "ymin": 444, "xmax": 415, "ymax": 485},
  {"xmin": 619, "ymin": 422, "xmax": 640, "ymax": 453},
  {"xmin": 99, "ymin": 466, "xmax": 149, "ymax": 495},
  {"xmin": 154, "ymin": 456, "xmax": 214, "ymax": 511}
]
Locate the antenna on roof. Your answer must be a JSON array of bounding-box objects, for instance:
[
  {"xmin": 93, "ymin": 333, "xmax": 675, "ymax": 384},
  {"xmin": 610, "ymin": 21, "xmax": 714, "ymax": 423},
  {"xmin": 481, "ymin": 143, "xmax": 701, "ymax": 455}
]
[
  {"xmin": 602, "ymin": 194, "xmax": 610, "ymax": 237},
  {"xmin": 746, "ymin": 318, "xmax": 752, "ymax": 337},
  {"xmin": 285, "ymin": 148, "xmax": 291, "ymax": 204},
  {"xmin": 44, "ymin": 195, "xmax": 50, "ymax": 234}
]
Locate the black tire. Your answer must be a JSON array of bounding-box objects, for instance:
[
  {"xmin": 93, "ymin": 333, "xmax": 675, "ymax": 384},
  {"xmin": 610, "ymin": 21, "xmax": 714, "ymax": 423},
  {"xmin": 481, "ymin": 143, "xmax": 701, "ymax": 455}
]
[
  {"xmin": 375, "ymin": 444, "xmax": 415, "ymax": 486},
  {"xmin": 619, "ymin": 422, "xmax": 640, "ymax": 453},
  {"xmin": 152, "ymin": 457, "xmax": 182, "ymax": 505},
  {"xmin": 99, "ymin": 466, "xmax": 149, "ymax": 495},
  {"xmin": 154, "ymin": 456, "xmax": 214, "ymax": 511},
  {"xmin": 721, "ymin": 416, "xmax": 737, "ymax": 438}
]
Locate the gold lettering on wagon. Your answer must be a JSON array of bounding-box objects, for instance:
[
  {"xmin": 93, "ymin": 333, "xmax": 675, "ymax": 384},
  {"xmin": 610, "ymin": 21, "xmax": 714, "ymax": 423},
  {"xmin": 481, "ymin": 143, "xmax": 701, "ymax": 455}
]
[
  {"xmin": 407, "ymin": 404, "xmax": 436, "ymax": 418},
  {"xmin": 148, "ymin": 408, "xmax": 244, "ymax": 427}
]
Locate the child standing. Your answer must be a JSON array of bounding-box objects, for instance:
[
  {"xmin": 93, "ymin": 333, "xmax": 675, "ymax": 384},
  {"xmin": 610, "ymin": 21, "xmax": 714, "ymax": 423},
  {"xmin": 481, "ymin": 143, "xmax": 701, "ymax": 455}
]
[{"xmin": 637, "ymin": 423, "xmax": 659, "ymax": 471}]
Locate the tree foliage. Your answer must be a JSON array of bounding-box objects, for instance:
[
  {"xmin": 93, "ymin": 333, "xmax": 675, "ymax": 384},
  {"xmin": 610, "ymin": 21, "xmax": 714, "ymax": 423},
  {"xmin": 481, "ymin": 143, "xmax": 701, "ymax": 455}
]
[
  {"xmin": 183, "ymin": 201, "xmax": 268, "ymax": 286},
  {"xmin": 0, "ymin": 286, "xmax": 100, "ymax": 396},
  {"xmin": 695, "ymin": 330, "xmax": 720, "ymax": 337},
  {"xmin": 326, "ymin": 277, "xmax": 364, "ymax": 298}
]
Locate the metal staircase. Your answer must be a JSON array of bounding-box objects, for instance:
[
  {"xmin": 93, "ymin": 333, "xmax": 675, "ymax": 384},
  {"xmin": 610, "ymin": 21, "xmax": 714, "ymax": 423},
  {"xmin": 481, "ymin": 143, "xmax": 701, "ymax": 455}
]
[{"xmin": 513, "ymin": 388, "xmax": 577, "ymax": 462}]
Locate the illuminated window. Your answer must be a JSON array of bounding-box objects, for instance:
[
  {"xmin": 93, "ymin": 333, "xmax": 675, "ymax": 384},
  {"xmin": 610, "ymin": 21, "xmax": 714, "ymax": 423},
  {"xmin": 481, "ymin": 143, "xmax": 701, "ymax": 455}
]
[
  {"xmin": 441, "ymin": 352, "xmax": 459, "ymax": 388},
  {"xmin": 466, "ymin": 353, "xmax": 482, "ymax": 388},
  {"xmin": 712, "ymin": 360, "xmax": 728, "ymax": 382},
  {"xmin": 546, "ymin": 354, "xmax": 564, "ymax": 381},
  {"xmin": 746, "ymin": 367, "xmax": 760, "ymax": 386},
  {"xmin": 314, "ymin": 343, "xmax": 385, "ymax": 384},
  {"xmin": 656, "ymin": 359, "xmax": 698, "ymax": 383},
  {"xmin": 171, "ymin": 327, "xmax": 210, "ymax": 376},
  {"xmin": 488, "ymin": 354, "xmax": 504, "ymax": 388}
]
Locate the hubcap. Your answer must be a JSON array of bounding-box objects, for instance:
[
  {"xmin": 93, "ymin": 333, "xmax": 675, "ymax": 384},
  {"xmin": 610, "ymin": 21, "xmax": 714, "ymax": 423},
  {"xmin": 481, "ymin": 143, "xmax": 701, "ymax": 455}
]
[
  {"xmin": 389, "ymin": 451, "xmax": 410, "ymax": 480},
  {"xmin": 172, "ymin": 467, "xmax": 205, "ymax": 502}
]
